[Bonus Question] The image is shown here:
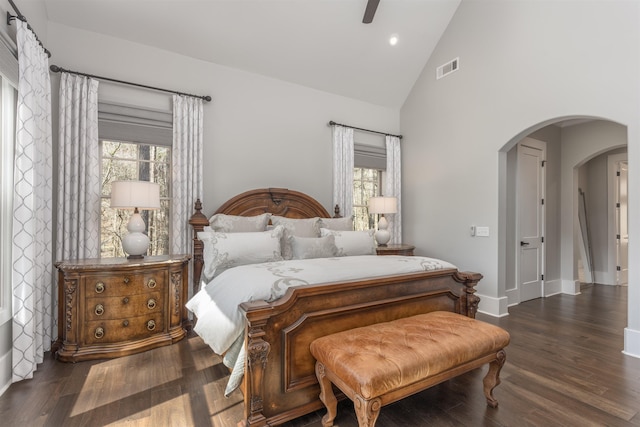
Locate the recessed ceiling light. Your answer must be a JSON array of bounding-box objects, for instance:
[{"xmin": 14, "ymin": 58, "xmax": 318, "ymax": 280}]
[{"xmin": 389, "ymin": 34, "xmax": 399, "ymax": 46}]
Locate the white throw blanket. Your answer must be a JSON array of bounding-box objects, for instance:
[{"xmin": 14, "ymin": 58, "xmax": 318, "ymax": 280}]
[{"xmin": 185, "ymin": 255, "xmax": 456, "ymax": 394}]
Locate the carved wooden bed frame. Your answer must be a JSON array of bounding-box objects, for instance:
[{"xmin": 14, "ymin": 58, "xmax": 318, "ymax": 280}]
[{"xmin": 188, "ymin": 188, "xmax": 482, "ymax": 427}]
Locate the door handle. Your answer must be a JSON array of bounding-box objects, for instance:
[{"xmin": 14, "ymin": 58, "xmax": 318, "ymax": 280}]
[{"xmin": 520, "ymin": 241, "xmax": 530, "ymax": 246}]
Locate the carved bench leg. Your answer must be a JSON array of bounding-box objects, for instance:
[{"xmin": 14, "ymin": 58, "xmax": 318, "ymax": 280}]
[
  {"xmin": 354, "ymin": 395, "xmax": 382, "ymax": 427},
  {"xmin": 316, "ymin": 362, "xmax": 338, "ymax": 427},
  {"xmin": 483, "ymin": 349, "xmax": 507, "ymax": 408}
]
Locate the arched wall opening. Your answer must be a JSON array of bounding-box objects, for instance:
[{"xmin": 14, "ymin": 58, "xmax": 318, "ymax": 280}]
[{"xmin": 498, "ymin": 116, "xmax": 628, "ymax": 311}]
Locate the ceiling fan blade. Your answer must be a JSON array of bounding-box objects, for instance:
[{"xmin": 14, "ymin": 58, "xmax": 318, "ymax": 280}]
[{"xmin": 362, "ymin": 0, "xmax": 380, "ymax": 24}]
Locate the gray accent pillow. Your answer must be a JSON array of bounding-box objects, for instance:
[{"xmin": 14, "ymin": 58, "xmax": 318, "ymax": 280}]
[
  {"xmin": 270, "ymin": 216, "xmax": 321, "ymax": 259},
  {"xmin": 208, "ymin": 212, "xmax": 271, "ymax": 232},
  {"xmin": 290, "ymin": 235, "xmax": 339, "ymax": 260},
  {"xmin": 319, "ymin": 216, "xmax": 354, "ymax": 231}
]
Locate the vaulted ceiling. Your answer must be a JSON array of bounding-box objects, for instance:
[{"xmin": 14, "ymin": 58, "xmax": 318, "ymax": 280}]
[{"xmin": 43, "ymin": 0, "xmax": 461, "ymax": 108}]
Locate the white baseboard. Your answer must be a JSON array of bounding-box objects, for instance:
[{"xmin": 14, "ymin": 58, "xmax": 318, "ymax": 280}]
[
  {"xmin": 0, "ymin": 351, "xmax": 11, "ymax": 397},
  {"xmin": 543, "ymin": 279, "xmax": 562, "ymax": 297},
  {"xmin": 562, "ymin": 279, "xmax": 581, "ymax": 295},
  {"xmin": 623, "ymin": 328, "xmax": 640, "ymax": 359},
  {"xmin": 476, "ymin": 293, "xmax": 509, "ymax": 317},
  {"xmin": 593, "ymin": 270, "xmax": 615, "ymax": 286}
]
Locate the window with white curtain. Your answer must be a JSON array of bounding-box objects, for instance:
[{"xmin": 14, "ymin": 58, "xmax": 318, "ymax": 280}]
[
  {"xmin": 98, "ymin": 102, "xmax": 173, "ymax": 258},
  {"xmin": 0, "ymin": 75, "xmax": 18, "ymax": 324},
  {"xmin": 353, "ymin": 143, "xmax": 386, "ymax": 231}
]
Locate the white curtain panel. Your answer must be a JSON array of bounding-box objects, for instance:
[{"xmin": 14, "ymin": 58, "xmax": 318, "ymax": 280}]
[
  {"xmin": 172, "ymin": 95, "xmax": 203, "ymax": 281},
  {"xmin": 332, "ymin": 125, "xmax": 354, "ymax": 219},
  {"xmin": 12, "ymin": 20, "xmax": 53, "ymax": 382},
  {"xmin": 56, "ymin": 73, "xmax": 101, "ymax": 263},
  {"xmin": 385, "ymin": 135, "xmax": 402, "ymax": 244}
]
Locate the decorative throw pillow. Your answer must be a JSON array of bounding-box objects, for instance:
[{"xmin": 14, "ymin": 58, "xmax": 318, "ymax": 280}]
[
  {"xmin": 320, "ymin": 228, "xmax": 376, "ymax": 256},
  {"xmin": 319, "ymin": 216, "xmax": 354, "ymax": 231},
  {"xmin": 290, "ymin": 235, "xmax": 339, "ymax": 260},
  {"xmin": 198, "ymin": 225, "xmax": 284, "ymax": 281},
  {"xmin": 270, "ymin": 216, "xmax": 321, "ymax": 260},
  {"xmin": 208, "ymin": 212, "xmax": 271, "ymax": 232}
]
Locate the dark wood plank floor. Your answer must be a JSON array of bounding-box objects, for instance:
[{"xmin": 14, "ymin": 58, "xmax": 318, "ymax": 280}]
[{"xmin": 1, "ymin": 284, "xmax": 639, "ymax": 426}]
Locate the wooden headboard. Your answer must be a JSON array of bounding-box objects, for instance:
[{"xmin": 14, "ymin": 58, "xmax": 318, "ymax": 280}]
[{"xmin": 188, "ymin": 188, "xmax": 338, "ymax": 297}]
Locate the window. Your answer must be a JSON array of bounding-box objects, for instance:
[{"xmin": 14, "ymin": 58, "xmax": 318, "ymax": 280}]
[
  {"xmin": 353, "ymin": 167, "xmax": 381, "ymax": 231},
  {"xmin": 98, "ymin": 102, "xmax": 173, "ymax": 259},
  {"xmin": 0, "ymin": 75, "xmax": 17, "ymax": 323},
  {"xmin": 353, "ymin": 142, "xmax": 386, "ymax": 231},
  {"xmin": 100, "ymin": 140, "xmax": 171, "ymax": 258}
]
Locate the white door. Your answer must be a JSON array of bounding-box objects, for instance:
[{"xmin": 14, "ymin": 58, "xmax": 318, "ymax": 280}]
[
  {"xmin": 616, "ymin": 161, "xmax": 628, "ymax": 285},
  {"xmin": 517, "ymin": 138, "xmax": 545, "ymax": 302}
]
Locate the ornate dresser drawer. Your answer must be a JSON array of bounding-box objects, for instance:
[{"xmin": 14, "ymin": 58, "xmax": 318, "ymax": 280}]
[
  {"xmin": 53, "ymin": 255, "xmax": 190, "ymax": 362},
  {"xmin": 85, "ymin": 272, "xmax": 164, "ymax": 297}
]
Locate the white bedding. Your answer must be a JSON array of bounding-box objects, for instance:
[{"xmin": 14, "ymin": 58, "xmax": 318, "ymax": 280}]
[{"xmin": 185, "ymin": 255, "xmax": 456, "ymax": 394}]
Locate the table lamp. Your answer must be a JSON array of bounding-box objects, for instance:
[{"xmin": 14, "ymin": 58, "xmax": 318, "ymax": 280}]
[
  {"xmin": 110, "ymin": 180, "xmax": 161, "ymax": 259},
  {"xmin": 368, "ymin": 196, "xmax": 398, "ymax": 246}
]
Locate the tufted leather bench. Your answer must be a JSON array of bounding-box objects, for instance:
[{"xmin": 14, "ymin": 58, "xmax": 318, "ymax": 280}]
[{"xmin": 310, "ymin": 311, "xmax": 510, "ymax": 427}]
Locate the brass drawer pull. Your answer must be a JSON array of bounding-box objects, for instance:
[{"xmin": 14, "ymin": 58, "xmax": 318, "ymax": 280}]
[
  {"xmin": 122, "ymin": 320, "xmax": 129, "ymax": 327},
  {"xmin": 95, "ymin": 304, "xmax": 104, "ymax": 316},
  {"xmin": 147, "ymin": 320, "xmax": 156, "ymax": 331},
  {"xmin": 94, "ymin": 327, "xmax": 104, "ymax": 339},
  {"xmin": 95, "ymin": 282, "xmax": 105, "ymax": 293},
  {"xmin": 147, "ymin": 298, "xmax": 157, "ymax": 310},
  {"xmin": 122, "ymin": 297, "xmax": 129, "ymax": 304},
  {"xmin": 123, "ymin": 277, "xmax": 130, "ymax": 284},
  {"xmin": 147, "ymin": 278, "xmax": 157, "ymax": 289}
]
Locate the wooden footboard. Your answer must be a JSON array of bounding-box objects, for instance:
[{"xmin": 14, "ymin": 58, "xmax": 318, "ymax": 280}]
[{"xmin": 239, "ymin": 268, "xmax": 482, "ymax": 426}]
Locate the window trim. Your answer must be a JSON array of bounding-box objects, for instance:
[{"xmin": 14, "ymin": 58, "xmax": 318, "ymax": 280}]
[{"xmin": 0, "ymin": 76, "xmax": 17, "ymax": 324}]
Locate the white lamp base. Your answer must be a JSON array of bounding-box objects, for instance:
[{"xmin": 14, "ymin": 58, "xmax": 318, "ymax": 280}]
[
  {"xmin": 122, "ymin": 211, "xmax": 150, "ymax": 259},
  {"xmin": 375, "ymin": 215, "xmax": 392, "ymax": 246}
]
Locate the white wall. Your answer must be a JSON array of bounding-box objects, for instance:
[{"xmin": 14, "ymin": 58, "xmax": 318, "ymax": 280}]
[
  {"xmin": 400, "ymin": 0, "xmax": 640, "ymax": 356},
  {"xmin": 46, "ymin": 22, "xmax": 400, "ymax": 216}
]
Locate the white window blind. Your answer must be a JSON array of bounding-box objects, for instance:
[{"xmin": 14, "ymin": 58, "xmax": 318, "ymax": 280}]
[
  {"xmin": 354, "ymin": 143, "xmax": 386, "ymax": 170},
  {"xmin": 98, "ymin": 101, "xmax": 172, "ymax": 146}
]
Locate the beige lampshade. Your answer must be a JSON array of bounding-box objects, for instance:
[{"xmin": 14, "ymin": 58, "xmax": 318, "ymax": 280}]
[
  {"xmin": 368, "ymin": 196, "xmax": 398, "ymax": 214},
  {"xmin": 110, "ymin": 180, "xmax": 160, "ymax": 210}
]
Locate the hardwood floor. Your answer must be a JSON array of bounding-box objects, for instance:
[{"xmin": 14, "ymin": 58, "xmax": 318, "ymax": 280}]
[{"xmin": 1, "ymin": 284, "xmax": 639, "ymax": 426}]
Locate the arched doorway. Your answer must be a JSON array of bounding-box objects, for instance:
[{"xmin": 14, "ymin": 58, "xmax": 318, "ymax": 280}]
[{"xmin": 499, "ymin": 117, "xmax": 628, "ymax": 306}]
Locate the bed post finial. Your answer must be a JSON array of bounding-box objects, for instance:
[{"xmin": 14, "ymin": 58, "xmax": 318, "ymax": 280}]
[
  {"xmin": 189, "ymin": 199, "xmax": 209, "ymax": 298},
  {"xmin": 333, "ymin": 204, "xmax": 342, "ymax": 218}
]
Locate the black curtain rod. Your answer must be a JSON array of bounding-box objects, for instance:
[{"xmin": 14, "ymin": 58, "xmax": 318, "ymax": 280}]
[
  {"xmin": 6, "ymin": 0, "xmax": 51, "ymax": 57},
  {"xmin": 329, "ymin": 120, "xmax": 402, "ymax": 140},
  {"xmin": 49, "ymin": 65, "xmax": 212, "ymax": 102}
]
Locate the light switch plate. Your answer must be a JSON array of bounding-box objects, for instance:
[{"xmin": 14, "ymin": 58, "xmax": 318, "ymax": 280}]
[{"xmin": 476, "ymin": 226, "xmax": 489, "ymax": 237}]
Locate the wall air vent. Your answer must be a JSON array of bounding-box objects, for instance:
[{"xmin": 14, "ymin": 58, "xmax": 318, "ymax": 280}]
[{"xmin": 436, "ymin": 57, "xmax": 459, "ymax": 80}]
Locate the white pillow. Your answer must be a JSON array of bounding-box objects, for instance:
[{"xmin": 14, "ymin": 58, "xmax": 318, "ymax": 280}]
[
  {"xmin": 270, "ymin": 216, "xmax": 321, "ymax": 260},
  {"xmin": 208, "ymin": 212, "xmax": 271, "ymax": 232},
  {"xmin": 290, "ymin": 235, "xmax": 339, "ymax": 260},
  {"xmin": 319, "ymin": 216, "xmax": 354, "ymax": 231},
  {"xmin": 320, "ymin": 228, "xmax": 376, "ymax": 256},
  {"xmin": 198, "ymin": 225, "xmax": 284, "ymax": 281}
]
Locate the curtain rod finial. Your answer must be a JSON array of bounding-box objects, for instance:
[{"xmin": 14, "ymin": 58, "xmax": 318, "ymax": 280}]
[
  {"xmin": 50, "ymin": 64, "xmax": 61, "ymax": 73},
  {"xmin": 204, "ymin": 95, "xmax": 212, "ymax": 102}
]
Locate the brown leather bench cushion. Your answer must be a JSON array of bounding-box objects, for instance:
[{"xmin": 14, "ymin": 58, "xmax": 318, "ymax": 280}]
[{"xmin": 310, "ymin": 311, "xmax": 510, "ymax": 400}]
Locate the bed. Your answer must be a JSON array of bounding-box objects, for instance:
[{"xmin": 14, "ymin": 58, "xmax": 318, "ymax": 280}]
[{"xmin": 187, "ymin": 188, "xmax": 482, "ymax": 426}]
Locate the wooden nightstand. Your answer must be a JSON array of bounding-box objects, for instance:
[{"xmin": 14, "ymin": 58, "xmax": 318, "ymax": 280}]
[
  {"xmin": 53, "ymin": 255, "xmax": 190, "ymax": 362},
  {"xmin": 376, "ymin": 244, "xmax": 415, "ymax": 256}
]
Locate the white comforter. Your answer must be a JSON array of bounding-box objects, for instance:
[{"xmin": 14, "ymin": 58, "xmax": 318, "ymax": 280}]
[{"xmin": 185, "ymin": 255, "xmax": 456, "ymax": 394}]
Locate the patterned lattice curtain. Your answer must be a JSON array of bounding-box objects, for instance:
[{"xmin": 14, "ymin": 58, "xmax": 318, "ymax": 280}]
[{"xmin": 11, "ymin": 20, "xmax": 53, "ymax": 382}]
